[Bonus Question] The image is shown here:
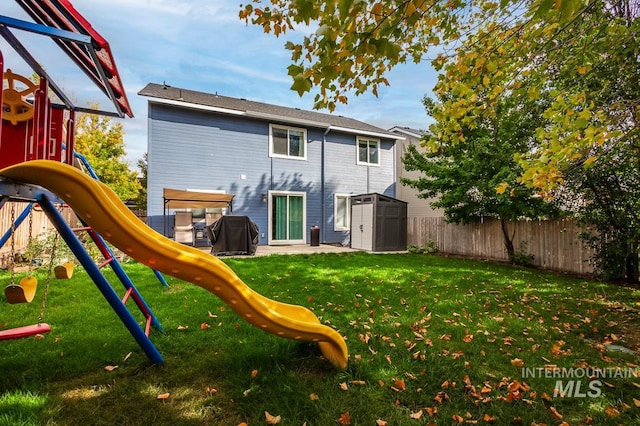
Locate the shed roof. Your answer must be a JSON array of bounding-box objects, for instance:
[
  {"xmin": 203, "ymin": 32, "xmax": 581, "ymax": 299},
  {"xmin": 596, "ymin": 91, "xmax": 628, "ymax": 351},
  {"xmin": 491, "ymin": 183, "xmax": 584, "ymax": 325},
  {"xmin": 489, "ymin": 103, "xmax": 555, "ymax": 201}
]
[{"xmin": 139, "ymin": 83, "xmax": 402, "ymax": 140}]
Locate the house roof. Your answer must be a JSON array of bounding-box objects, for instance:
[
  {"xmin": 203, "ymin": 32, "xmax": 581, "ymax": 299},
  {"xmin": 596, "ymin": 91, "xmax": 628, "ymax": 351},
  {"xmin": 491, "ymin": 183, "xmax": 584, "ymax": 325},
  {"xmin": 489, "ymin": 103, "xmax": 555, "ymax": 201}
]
[
  {"xmin": 139, "ymin": 83, "xmax": 402, "ymax": 140},
  {"xmin": 389, "ymin": 126, "xmax": 428, "ymax": 139}
]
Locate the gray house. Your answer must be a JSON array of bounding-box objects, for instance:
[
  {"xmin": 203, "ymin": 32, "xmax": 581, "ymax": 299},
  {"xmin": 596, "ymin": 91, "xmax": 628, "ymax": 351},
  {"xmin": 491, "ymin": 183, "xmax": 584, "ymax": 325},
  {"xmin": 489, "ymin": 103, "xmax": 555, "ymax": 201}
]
[{"xmin": 139, "ymin": 83, "xmax": 402, "ymax": 247}]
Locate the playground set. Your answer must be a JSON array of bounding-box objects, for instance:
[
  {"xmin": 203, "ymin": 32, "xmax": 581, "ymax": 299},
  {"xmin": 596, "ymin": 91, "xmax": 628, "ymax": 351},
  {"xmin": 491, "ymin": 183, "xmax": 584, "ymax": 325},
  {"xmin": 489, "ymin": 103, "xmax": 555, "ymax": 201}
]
[{"xmin": 0, "ymin": 0, "xmax": 347, "ymax": 369}]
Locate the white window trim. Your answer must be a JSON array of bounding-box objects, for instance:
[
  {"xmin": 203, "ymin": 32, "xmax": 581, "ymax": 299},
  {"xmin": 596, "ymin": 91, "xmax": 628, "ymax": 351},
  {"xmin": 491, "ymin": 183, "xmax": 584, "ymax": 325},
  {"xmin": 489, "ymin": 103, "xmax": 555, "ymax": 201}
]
[
  {"xmin": 269, "ymin": 124, "xmax": 308, "ymax": 161},
  {"xmin": 334, "ymin": 193, "xmax": 351, "ymax": 231},
  {"xmin": 268, "ymin": 190, "xmax": 307, "ymax": 245},
  {"xmin": 356, "ymin": 136, "xmax": 381, "ymax": 166}
]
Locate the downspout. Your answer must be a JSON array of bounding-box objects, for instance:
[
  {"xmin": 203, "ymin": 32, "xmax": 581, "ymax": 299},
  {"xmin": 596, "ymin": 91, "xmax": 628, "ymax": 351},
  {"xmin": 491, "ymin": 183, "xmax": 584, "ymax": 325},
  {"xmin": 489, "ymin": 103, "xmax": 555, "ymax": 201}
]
[{"xmin": 322, "ymin": 126, "xmax": 330, "ymax": 243}]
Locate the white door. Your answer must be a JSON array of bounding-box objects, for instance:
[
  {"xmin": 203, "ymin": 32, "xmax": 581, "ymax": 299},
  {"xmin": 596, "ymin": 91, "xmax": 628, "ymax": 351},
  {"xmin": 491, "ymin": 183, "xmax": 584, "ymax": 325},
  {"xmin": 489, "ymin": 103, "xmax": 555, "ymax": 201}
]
[{"xmin": 351, "ymin": 204, "xmax": 373, "ymax": 250}]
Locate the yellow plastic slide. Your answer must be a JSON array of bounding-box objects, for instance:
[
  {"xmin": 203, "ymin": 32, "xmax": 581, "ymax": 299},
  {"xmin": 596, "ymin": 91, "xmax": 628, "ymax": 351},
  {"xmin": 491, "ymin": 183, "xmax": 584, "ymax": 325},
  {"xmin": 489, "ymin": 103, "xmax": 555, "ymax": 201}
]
[{"xmin": 0, "ymin": 160, "xmax": 348, "ymax": 369}]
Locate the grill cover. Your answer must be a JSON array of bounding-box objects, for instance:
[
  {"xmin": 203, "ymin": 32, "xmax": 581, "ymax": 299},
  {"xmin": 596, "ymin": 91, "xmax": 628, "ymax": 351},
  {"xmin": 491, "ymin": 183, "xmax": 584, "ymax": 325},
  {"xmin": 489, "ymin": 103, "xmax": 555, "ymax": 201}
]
[{"xmin": 206, "ymin": 216, "xmax": 259, "ymax": 256}]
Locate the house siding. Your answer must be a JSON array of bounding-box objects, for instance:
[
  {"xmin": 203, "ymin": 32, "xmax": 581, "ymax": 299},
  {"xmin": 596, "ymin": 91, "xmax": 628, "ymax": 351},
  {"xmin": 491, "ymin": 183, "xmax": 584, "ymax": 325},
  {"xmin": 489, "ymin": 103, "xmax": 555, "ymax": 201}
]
[{"xmin": 146, "ymin": 101, "xmax": 397, "ymax": 246}]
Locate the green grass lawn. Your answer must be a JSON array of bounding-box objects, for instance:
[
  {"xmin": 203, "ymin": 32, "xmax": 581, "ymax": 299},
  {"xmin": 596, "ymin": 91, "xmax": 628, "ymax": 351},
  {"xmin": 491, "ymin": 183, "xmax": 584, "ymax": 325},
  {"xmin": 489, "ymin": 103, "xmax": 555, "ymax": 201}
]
[{"xmin": 1, "ymin": 252, "xmax": 639, "ymax": 425}]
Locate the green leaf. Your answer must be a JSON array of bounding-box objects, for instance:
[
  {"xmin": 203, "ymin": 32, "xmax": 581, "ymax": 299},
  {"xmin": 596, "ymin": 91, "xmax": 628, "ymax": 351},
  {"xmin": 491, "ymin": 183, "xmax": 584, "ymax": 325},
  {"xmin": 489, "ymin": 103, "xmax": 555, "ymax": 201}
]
[{"xmin": 290, "ymin": 73, "xmax": 312, "ymax": 96}]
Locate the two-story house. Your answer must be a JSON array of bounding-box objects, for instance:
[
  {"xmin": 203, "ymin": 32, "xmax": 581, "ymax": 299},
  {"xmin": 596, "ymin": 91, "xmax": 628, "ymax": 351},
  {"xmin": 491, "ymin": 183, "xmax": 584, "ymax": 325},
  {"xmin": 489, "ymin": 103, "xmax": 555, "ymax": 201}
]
[{"xmin": 139, "ymin": 83, "xmax": 402, "ymax": 247}]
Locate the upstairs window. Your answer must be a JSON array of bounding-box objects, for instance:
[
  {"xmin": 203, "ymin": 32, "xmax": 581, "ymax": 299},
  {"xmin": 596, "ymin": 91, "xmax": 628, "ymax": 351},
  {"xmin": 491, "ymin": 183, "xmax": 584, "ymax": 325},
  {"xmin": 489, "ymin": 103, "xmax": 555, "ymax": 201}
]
[
  {"xmin": 357, "ymin": 137, "xmax": 379, "ymax": 165},
  {"xmin": 270, "ymin": 124, "xmax": 306, "ymax": 160}
]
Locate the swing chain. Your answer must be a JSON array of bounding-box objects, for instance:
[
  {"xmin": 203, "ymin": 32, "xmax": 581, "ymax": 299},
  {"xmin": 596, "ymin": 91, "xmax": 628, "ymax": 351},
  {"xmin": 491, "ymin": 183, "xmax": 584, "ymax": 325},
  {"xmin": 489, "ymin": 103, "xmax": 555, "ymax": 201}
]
[
  {"xmin": 26, "ymin": 207, "xmax": 34, "ymax": 276},
  {"xmin": 38, "ymin": 231, "xmax": 58, "ymax": 324},
  {"xmin": 9, "ymin": 204, "xmax": 16, "ymax": 285}
]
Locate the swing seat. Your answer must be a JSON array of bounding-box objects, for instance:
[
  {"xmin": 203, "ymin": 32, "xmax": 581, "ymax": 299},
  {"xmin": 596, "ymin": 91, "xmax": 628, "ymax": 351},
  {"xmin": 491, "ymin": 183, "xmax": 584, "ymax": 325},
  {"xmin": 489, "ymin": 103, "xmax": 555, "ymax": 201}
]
[
  {"xmin": 54, "ymin": 261, "xmax": 75, "ymax": 279},
  {"xmin": 4, "ymin": 276, "xmax": 38, "ymax": 304},
  {"xmin": 0, "ymin": 323, "xmax": 51, "ymax": 341}
]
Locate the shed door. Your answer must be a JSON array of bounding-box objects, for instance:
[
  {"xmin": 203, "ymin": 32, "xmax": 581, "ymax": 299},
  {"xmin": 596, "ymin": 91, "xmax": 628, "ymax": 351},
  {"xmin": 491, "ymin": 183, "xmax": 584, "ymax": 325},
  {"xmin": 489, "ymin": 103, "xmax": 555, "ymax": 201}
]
[{"xmin": 351, "ymin": 204, "xmax": 373, "ymax": 251}]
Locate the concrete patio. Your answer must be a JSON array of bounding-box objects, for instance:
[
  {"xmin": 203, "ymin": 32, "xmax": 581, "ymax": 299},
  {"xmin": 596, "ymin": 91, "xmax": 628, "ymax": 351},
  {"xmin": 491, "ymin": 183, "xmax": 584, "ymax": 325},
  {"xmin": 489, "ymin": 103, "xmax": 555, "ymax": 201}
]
[{"xmin": 198, "ymin": 243, "xmax": 359, "ymax": 257}]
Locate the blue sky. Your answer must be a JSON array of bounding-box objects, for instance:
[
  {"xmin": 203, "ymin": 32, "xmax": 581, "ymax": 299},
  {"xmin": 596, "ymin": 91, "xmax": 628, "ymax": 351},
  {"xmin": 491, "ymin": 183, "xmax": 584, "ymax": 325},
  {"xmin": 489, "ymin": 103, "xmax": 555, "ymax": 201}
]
[{"xmin": 1, "ymin": 1, "xmax": 435, "ymax": 166}]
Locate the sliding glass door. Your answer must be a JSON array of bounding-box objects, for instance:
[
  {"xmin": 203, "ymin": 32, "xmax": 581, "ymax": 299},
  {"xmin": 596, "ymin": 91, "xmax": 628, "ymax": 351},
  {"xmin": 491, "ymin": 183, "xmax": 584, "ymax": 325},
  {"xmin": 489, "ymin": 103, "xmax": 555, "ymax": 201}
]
[{"xmin": 270, "ymin": 192, "xmax": 306, "ymax": 244}]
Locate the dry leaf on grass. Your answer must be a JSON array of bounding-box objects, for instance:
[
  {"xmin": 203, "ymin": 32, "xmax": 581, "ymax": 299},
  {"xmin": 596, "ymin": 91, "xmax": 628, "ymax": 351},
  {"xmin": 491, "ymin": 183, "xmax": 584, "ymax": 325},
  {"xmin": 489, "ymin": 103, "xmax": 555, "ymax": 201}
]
[
  {"xmin": 605, "ymin": 406, "xmax": 621, "ymax": 417},
  {"xmin": 157, "ymin": 393, "xmax": 170, "ymax": 401},
  {"xmin": 549, "ymin": 406, "xmax": 563, "ymax": 419},
  {"xmin": 265, "ymin": 411, "xmax": 281, "ymax": 424},
  {"xmin": 104, "ymin": 365, "xmax": 118, "ymax": 372},
  {"xmin": 511, "ymin": 358, "xmax": 524, "ymax": 367},
  {"xmin": 410, "ymin": 410, "xmax": 423, "ymax": 420},
  {"xmin": 375, "ymin": 420, "xmax": 388, "ymax": 426},
  {"xmin": 337, "ymin": 412, "xmax": 351, "ymax": 424}
]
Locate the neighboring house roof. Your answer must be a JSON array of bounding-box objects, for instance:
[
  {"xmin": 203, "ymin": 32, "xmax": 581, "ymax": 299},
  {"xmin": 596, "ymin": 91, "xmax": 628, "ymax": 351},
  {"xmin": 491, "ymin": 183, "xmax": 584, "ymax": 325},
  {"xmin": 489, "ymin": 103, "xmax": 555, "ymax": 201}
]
[
  {"xmin": 139, "ymin": 83, "xmax": 402, "ymax": 140},
  {"xmin": 388, "ymin": 126, "xmax": 428, "ymax": 139}
]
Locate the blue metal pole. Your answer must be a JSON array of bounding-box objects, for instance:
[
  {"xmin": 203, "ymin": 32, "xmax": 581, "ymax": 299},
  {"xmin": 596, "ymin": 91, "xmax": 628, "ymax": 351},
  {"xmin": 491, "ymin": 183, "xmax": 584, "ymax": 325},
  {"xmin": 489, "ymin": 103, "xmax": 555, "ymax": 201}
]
[
  {"xmin": 90, "ymin": 230, "xmax": 165, "ymax": 332},
  {"xmin": 153, "ymin": 269, "xmax": 169, "ymax": 288},
  {"xmin": 37, "ymin": 194, "xmax": 164, "ymax": 364},
  {"xmin": 0, "ymin": 202, "xmax": 33, "ymax": 249}
]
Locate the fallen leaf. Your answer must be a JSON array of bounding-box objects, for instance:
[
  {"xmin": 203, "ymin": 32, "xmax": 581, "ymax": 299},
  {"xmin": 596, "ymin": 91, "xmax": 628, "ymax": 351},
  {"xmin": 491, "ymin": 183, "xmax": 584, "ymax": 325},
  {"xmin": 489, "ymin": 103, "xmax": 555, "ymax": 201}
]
[
  {"xmin": 394, "ymin": 379, "xmax": 406, "ymax": 390},
  {"xmin": 452, "ymin": 414, "xmax": 464, "ymax": 423},
  {"xmin": 339, "ymin": 382, "xmax": 349, "ymax": 391},
  {"xmin": 309, "ymin": 393, "xmax": 319, "ymax": 400},
  {"xmin": 104, "ymin": 365, "xmax": 118, "ymax": 372},
  {"xmin": 350, "ymin": 380, "xmax": 366, "ymax": 386},
  {"xmin": 633, "ymin": 397, "xmax": 640, "ymax": 408},
  {"xmin": 511, "ymin": 358, "xmax": 524, "ymax": 367},
  {"xmin": 410, "ymin": 410, "xmax": 423, "ymax": 419},
  {"xmin": 177, "ymin": 325, "xmax": 188, "ymax": 331},
  {"xmin": 157, "ymin": 393, "xmax": 170, "ymax": 401},
  {"xmin": 605, "ymin": 406, "xmax": 620, "ymax": 417},
  {"xmin": 337, "ymin": 411, "xmax": 351, "ymax": 424},
  {"xmin": 483, "ymin": 413, "xmax": 496, "ymax": 423},
  {"xmin": 375, "ymin": 420, "xmax": 388, "ymax": 426},
  {"xmin": 205, "ymin": 387, "xmax": 217, "ymax": 395},
  {"xmin": 424, "ymin": 406, "xmax": 438, "ymax": 416},
  {"xmin": 265, "ymin": 411, "xmax": 281, "ymax": 424},
  {"xmin": 200, "ymin": 322, "xmax": 211, "ymax": 330},
  {"xmin": 123, "ymin": 352, "xmax": 132, "ymax": 362},
  {"xmin": 549, "ymin": 406, "xmax": 563, "ymax": 419},
  {"xmin": 251, "ymin": 369, "xmax": 258, "ymax": 378}
]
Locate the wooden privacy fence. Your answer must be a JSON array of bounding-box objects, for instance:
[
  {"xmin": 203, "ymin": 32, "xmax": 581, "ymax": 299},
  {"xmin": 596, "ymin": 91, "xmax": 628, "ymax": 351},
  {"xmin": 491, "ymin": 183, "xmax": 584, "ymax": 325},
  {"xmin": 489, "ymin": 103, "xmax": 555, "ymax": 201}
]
[
  {"xmin": 407, "ymin": 217, "xmax": 595, "ymax": 275},
  {"xmin": 0, "ymin": 202, "xmax": 75, "ymax": 269}
]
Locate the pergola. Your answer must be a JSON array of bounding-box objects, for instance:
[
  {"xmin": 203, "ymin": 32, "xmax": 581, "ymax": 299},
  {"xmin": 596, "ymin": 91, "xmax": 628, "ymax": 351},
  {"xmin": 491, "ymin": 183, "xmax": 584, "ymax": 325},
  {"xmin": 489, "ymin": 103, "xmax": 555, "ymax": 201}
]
[{"xmin": 162, "ymin": 188, "xmax": 234, "ymax": 235}]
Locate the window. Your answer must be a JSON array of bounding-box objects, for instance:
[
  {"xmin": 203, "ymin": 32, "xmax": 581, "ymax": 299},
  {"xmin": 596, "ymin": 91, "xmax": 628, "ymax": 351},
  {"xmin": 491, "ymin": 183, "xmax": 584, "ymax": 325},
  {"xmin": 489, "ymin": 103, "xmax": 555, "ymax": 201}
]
[
  {"xmin": 357, "ymin": 137, "xmax": 379, "ymax": 165},
  {"xmin": 270, "ymin": 191, "xmax": 306, "ymax": 244},
  {"xmin": 334, "ymin": 194, "xmax": 351, "ymax": 231},
  {"xmin": 270, "ymin": 124, "xmax": 306, "ymax": 159}
]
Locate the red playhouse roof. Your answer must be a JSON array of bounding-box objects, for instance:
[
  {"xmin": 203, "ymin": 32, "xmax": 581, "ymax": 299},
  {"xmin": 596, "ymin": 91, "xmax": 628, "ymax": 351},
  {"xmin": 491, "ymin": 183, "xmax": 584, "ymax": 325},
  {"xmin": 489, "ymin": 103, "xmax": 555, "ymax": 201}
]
[{"xmin": 15, "ymin": 0, "xmax": 133, "ymax": 117}]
